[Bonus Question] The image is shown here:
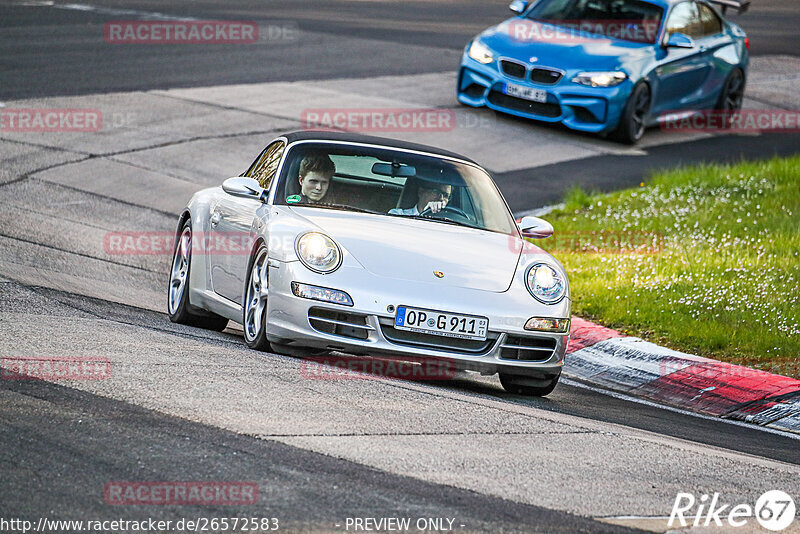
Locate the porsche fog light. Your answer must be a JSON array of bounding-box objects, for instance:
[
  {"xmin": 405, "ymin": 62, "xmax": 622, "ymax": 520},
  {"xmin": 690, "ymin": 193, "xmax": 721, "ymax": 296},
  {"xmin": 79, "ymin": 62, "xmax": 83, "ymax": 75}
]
[
  {"xmin": 526, "ymin": 263, "xmax": 566, "ymax": 304},
  {"xmin": 295, "ymin": 232, "xmax": 341, "ymax": 273},
  {"xmin": 468, "ymin": 39, "xmax": 495, "ymax": 64},
  {"xmin": 291, "ymin": 282, "xmax": 353, "ymax": 306},
  {"xmin": 525, "ymin": 317, "xmax": 570, "ymax": 333},
  {"xmin": 572, "ymin": 71, "xmax": 627, "ymax": 87}
]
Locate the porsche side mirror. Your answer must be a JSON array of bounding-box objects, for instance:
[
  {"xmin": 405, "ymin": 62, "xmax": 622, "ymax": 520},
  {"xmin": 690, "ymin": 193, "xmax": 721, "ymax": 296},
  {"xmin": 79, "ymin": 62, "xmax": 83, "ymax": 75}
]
[
  {"xmin": 519, "ymin": 216, "xmax": 554, "ymax": 239},
  {"xmin": 509, "ymin": 0, "xmax": 529, "ymax": 13},
  {"xmin": 665, "ymin": 32, "xmax": 695, "ymax": 49},
  {"xmin": 222, "ymin": 177, "xmax": 268, "ymax": 202}
]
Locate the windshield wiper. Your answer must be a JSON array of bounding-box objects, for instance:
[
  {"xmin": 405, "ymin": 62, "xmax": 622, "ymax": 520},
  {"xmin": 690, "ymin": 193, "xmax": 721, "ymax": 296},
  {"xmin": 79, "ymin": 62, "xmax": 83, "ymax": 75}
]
[{"xmin": 400, "ymin": 214, "xmax": 483, "ymax": 231}]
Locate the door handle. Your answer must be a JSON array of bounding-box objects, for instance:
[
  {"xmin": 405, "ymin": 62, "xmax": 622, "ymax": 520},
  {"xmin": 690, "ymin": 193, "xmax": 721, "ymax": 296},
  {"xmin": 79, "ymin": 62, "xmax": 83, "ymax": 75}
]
[{"xmin": 210, "ymin": 211, "xmax": 221, "ymax": 226}]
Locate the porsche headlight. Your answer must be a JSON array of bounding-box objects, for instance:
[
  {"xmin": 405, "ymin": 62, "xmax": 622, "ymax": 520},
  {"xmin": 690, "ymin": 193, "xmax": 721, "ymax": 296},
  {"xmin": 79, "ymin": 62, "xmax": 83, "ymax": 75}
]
[
  {"xmin": 525, "ymin": 263, "xmax": 566, "ymax": 304},
  {"xmin": 295, "ymin": 232, "xmax": 341, "ymax": 273},
  {"xmin": 572, "ymin": 71, "xmax": 627, "ymax": 87},
  {"xmin": 468, "ymin": 39, "xmax": 495, "ymax": 64}
]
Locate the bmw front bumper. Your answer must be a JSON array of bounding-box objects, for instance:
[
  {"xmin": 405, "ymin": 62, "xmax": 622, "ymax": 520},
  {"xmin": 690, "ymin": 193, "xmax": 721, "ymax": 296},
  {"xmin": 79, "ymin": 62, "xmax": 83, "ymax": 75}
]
[
  {"xmin": 265, "ymin": 259, "xmax": 569, "ymax": 379},
  {"xmin": 457, "ymin": 50, "xmax": 632, "ymax": 134}
]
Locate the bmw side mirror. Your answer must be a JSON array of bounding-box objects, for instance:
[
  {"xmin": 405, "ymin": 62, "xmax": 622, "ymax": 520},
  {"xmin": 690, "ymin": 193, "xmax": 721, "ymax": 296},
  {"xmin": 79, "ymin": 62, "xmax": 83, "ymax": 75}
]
[
  {"xmin": 666, "ymin": 32, "xmax": 695, "ymax": 49},
  {"xmin": 509, "ymin": 0, "xmax": 529, "ymax": 14},
  {"xmin": 222, "ymin": 177, "xmax": 268, "ymax": 202},
  {"xmin": 519, "ymin": 216, "xmax": 554, "ymax": 239}
]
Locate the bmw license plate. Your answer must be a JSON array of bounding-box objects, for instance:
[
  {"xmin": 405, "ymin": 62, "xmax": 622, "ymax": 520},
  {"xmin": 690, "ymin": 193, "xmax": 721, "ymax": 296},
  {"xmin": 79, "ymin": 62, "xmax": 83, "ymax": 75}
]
[
  {"xmin": 394, "ymin": 306, "xmax": 488, "ymax": 341},
  {"xmin": 503, "ymin": 83, "xmax": 547, "ymax": 103}
]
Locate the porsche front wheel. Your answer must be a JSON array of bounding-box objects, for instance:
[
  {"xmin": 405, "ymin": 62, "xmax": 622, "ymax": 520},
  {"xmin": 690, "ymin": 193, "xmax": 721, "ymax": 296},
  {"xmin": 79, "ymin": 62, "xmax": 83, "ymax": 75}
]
[{"xmin": 243, "ymin": 243, "xmax": 272, "ymax": 351}]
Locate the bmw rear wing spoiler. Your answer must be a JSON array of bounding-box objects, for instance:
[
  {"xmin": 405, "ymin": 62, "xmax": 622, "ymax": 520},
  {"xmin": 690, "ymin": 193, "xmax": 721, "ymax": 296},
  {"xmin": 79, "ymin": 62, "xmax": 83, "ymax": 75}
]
[{"xmin": 709, "ymin": 0, "xmax": 750, "ymax": 14}]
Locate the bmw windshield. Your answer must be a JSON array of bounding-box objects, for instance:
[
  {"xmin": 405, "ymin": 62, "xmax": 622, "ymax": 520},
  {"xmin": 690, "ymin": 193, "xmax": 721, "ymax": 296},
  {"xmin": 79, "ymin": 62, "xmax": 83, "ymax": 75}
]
[
  {"xmin": 275, "ymin": 142, "xmax": 518, "ymax": 235},
  {"xmin": 524, "ymin": 0, "xmax": 664, "ymax": 44}
]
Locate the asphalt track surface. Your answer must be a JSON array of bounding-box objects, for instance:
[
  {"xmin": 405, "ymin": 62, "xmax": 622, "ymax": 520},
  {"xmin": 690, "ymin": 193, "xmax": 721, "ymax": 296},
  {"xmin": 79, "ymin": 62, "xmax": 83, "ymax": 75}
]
[
  {"xmin": 1, "ymin": 1, "xmax": 800, "ymax": 532},
  {"xmin": 1, "ymin": 0, "xmax": 798, "ymax": 99},
  {"xmin": 3, "ymin": 0, "xmax": 800, "ymax": 209},
  {"xmin": 1, "ymin": 282, "xmax": 798, "ymax": 531},
  {"xmin": 0, "ymin": 373, "xmax": 633, "ymax": 533}
]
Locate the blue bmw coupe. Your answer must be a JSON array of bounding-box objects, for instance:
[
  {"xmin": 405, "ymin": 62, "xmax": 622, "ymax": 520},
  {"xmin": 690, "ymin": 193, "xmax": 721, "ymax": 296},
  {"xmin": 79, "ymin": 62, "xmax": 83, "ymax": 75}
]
[{"xmin": 457, "ymin": 0, "xmax": 749, "ymax": 143}]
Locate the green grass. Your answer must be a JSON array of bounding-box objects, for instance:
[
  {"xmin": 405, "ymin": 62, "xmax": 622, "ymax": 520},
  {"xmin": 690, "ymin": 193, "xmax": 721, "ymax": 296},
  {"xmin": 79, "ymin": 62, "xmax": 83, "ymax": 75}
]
[{"xmin": 539, "ymin": 156, "xmax": 800, "ymax": 377}]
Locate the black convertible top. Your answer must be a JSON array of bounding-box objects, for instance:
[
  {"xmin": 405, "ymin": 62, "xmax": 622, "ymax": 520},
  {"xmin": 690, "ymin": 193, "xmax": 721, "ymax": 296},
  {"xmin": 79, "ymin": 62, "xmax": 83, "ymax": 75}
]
[{"xmin": 281, "ymin": 130, "xmax": 477, "ymax": 165}]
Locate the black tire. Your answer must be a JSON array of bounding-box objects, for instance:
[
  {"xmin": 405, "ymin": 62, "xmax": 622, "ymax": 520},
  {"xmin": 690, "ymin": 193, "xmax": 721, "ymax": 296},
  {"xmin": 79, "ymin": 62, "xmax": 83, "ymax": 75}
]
[
  {"xmin": 499, "ymin": 372, "xmax": 560, "ymax": 397},
  {"xmin": 167, "ymin": 218, "xmax": 229, "ymax": 331},
  {"xmin": 611, "ymin": 81, "xmax": 651, "ymax": 145},
  {"xmin": 242, "ymin": 242, "xmax": 272, "ymax": 351},
  {"xmin": 715, "ymin": 68, "xmax": 745, "ymax": 128}
]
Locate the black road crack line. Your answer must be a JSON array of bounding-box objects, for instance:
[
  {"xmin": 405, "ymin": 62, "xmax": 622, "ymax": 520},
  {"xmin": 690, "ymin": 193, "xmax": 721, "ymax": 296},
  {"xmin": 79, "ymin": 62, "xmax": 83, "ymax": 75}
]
[
  {"xmin": 1, "ymin": 200, "xmax": 170, "ymax": 234},
  {"xmin": 0, "ymin": 232, "xmax": 162, "ymax": 274},
  {"xmin": 29, "ymin": 177, "xmax": 177, "ymax": 218},
  {"xmin": 2, "ymin": 126, "xmax": 288, "ymax": 187},
  {"xmin": 256, "ymin": 430, "xmax": 599, "ymax": 438}
]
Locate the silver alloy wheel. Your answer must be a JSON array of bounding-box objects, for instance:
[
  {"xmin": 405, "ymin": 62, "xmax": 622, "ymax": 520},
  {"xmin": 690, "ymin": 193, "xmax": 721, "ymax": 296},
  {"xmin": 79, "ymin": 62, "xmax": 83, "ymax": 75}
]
[
  {"xmin": 244, "ymin": 248, "xmax": 269, "ymax": 342},
  {"xmin": 168, "ymin": 227, "xmax": 192, "ymax": 315}
]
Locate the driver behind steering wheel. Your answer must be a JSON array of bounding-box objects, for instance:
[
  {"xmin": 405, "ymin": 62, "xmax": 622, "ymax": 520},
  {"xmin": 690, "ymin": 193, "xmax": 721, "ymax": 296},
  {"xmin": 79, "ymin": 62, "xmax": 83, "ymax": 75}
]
[{"xmin": 388, "ymin": 179, "xmax": 452, "ymax": 216}]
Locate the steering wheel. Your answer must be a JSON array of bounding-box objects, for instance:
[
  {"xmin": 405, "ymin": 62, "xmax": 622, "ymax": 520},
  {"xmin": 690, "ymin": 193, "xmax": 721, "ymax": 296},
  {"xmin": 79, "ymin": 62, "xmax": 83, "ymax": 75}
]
[{"xmin": 419, "ymin": 205, "xmax": 475, "ymax": 224}]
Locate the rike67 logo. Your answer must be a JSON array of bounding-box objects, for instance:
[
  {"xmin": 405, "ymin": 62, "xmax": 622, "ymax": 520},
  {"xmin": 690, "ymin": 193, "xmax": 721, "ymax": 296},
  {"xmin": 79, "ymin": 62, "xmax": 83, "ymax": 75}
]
[{"xmin": 669, "ymin": 491, "xmax": 796, "ymax": 531}]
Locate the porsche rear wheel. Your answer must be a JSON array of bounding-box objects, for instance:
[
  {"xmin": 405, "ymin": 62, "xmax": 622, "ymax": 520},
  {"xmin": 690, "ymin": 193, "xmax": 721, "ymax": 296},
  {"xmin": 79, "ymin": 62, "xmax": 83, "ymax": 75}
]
[
  {"xmin": 168, "ymin": 219, "xmax": 229, "ymax": 331},
  {"xmin": 243, "ymin": 243, "xmax": 272, "ymax": 351},
  {"xmin": 499, "ymin": 372, "xmax": 560, "ymax": 397}
]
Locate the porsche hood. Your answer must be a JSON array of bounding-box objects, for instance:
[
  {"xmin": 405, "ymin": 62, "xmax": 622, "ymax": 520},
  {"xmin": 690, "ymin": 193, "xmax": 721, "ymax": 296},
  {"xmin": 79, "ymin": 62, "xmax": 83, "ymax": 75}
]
[{"xmin": 292, "ymin": 208, "xmax": 523, "ymax": 292}]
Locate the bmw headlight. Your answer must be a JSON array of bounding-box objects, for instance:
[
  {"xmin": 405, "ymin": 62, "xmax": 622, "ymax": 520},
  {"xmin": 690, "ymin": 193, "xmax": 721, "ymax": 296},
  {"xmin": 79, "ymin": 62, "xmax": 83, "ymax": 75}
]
[
  {"xmin": 572, "ymin": 71, "xmax": 627, "ymax": 87},
  {"xmin": 525, "ymin": 263, "xmax": 566, "ymax": 304},
  {"xmin": 468, "ymin": 39, "xmax": 495, "ymax": 64},
  {"xmin": 295, "ymin": 232, "xmax": 342, "ymax": 273}
]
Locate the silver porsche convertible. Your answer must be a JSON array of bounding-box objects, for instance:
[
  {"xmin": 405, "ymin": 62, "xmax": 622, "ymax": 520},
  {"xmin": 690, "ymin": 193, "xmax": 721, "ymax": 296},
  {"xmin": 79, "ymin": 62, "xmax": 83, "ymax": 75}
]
[{"xmin": 168, "ymin": 131, "xmax": 570, "ymax": 395}]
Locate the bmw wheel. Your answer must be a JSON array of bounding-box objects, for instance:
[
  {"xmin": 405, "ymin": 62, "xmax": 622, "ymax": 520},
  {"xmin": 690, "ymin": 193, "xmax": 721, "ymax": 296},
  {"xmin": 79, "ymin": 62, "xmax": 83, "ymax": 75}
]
[
  {"xmin": 612, "ymin": 81, "xmax": 650, "ymax": 144},
  {"xmin": 168, "ymin": 219, "xmax": 229, "ymax": 331},
  {"xmin": 243, "ymin": 242, "xmax": 272, "ymax": 351},
  {"xmin": 716, "ymin": 68, "xmax": 745, "ymax": 127}
]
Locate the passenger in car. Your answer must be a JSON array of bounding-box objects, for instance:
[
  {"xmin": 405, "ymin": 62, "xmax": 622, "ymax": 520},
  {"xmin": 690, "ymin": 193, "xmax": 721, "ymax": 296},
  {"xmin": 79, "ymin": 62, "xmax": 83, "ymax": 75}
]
[
  {"xmin": 297, "ymin": 153, "xmax": 336, "ymax": 204},
  {"xmin": 388, "ymin": 179, "xmax": 451, "ymax": 216}
]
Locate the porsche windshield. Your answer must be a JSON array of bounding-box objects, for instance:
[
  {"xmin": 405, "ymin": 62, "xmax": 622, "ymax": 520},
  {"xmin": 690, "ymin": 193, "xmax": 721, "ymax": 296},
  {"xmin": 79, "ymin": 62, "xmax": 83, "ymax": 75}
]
[
  {"xmin": 525, "ymin": 0, "xmax": 663, "ymax": 44},
  {"xmin": 275, "ymin": 142, "xmax": 518, "ymax": 235}
]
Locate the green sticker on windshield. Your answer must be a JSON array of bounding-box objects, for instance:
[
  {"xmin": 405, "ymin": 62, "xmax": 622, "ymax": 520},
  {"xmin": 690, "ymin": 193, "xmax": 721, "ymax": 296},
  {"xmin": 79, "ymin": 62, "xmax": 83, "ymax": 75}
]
[{"xmin": 286, "ymin": 195, "xmax": 302, "ymax": 204}]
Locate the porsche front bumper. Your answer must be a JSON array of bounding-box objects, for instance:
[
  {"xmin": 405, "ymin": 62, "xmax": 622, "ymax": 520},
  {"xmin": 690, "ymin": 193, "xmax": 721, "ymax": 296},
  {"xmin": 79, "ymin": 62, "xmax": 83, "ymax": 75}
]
[{"xmin": 265, "ymin": 259, "xmax": 569, "ymax": 378}]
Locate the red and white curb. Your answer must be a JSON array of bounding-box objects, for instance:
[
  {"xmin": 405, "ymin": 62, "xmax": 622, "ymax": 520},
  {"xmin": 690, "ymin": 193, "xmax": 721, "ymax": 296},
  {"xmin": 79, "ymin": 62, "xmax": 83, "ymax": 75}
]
[{"xmin": 565, "ymin": 317, "xmax": 800, "ymax": 435}]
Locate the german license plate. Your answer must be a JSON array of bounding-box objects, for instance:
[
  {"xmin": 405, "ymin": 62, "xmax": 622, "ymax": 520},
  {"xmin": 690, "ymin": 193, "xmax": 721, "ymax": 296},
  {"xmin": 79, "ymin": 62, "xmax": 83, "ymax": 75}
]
[
  {"xmin": 394, "ymin": 306, "xmax": 488, "ymax": 341},
  {"xmin": 503, "ymin": 83, "xmax": 547, "ymax": 103}
]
